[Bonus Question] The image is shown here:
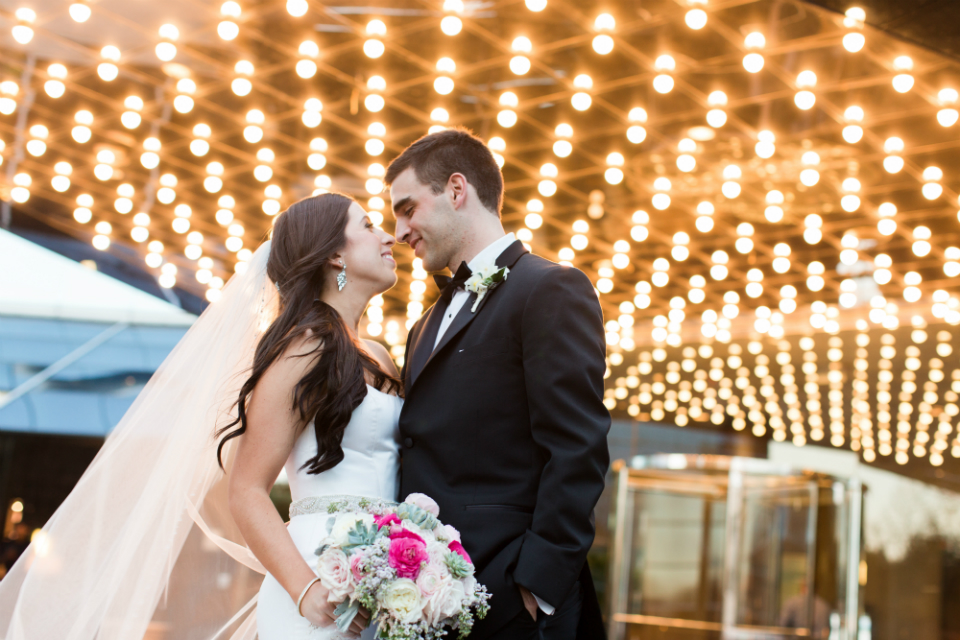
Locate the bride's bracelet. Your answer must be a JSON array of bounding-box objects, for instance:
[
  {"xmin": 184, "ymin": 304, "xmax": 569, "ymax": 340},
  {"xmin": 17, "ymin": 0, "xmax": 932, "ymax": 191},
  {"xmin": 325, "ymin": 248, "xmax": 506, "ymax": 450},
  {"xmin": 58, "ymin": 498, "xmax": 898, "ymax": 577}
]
[{"xmin": 296, "ymin": 577, "xmax": 321, "ymax": 617}]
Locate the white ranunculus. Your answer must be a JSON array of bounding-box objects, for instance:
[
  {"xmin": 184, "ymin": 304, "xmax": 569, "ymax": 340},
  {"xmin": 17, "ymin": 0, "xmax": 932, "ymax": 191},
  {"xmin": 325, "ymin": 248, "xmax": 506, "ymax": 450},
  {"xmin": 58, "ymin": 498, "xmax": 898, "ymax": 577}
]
[
  {"xmin": 330, "ymin": 512, "xmax": 374, "ymax": 546},
  {"xmin": 316, "ymin": 548, "xmax": 354, "ymax": 602},
  {"xmin": 426, "ymin": 541, "xmax": 450, "ymax": 575},
  {"xmin": 417, "ymin": 564, "xmax": 447, "ymax": 599},
  {"xmin": 379, "ymin": 578, "xmax": 424, "ymax": 624}
]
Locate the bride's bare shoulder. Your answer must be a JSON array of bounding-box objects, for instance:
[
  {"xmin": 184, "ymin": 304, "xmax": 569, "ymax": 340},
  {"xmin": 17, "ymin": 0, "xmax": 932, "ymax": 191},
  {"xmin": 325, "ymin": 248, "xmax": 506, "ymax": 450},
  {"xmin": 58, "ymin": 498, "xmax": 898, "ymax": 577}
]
[{"xmin": 262, "ymin": 329, "xmax": 323, "ymax": 386}]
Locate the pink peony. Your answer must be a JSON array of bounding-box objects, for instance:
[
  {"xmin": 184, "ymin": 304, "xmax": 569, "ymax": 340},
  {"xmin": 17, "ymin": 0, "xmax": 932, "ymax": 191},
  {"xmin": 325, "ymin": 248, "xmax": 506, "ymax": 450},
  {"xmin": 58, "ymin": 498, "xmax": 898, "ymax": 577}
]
[
  {"xmin": 404, "ymin": 493, "xmax": 440, "ymax": 517},
  {"xmin": 374, "ymin": 513, "xmax": 401, "ymax": 530},
  {"xmin": 390, "ymin": 527, "xmax": 425, "ymax": 543},
  {"xmin": 448, "ymin": 540, "xmax": 472, "ymax": 565},
  {"xmin": 389, "ymin": 536, "xmax": 429, "ymax": 580}
]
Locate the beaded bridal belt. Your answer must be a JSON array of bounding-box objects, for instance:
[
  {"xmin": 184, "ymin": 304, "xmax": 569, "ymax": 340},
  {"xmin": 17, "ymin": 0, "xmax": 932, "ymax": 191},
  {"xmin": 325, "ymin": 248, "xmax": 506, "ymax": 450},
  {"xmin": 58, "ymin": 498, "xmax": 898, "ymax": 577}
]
[{"xmin": 288, "ymin": 494, "xmax": 397, "ymax": 518}]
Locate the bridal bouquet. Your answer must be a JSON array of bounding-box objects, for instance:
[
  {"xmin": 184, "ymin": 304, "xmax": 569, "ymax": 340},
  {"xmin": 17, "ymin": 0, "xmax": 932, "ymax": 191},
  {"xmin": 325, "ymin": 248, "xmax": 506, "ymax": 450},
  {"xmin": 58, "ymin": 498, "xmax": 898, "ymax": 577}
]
[{"xmin": 314, "ymin": 493, "xmax": 491, "ymax": 639}]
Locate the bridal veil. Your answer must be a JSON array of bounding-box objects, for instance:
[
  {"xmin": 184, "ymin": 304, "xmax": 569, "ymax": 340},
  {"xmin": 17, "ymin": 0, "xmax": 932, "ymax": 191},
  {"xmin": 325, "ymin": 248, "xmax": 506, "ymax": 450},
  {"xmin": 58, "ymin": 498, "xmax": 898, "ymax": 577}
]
[{"xmin": 0, "ymin": 240, "xmax": 278, "ymax": 640}]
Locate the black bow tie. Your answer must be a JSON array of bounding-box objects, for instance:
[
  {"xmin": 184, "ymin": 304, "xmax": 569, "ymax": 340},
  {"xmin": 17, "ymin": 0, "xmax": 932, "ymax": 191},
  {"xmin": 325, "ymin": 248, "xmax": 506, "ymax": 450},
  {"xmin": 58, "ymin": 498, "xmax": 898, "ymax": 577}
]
[{"xmin": 433, "ymin": 261, "xmax": 472, "ymax": 303}]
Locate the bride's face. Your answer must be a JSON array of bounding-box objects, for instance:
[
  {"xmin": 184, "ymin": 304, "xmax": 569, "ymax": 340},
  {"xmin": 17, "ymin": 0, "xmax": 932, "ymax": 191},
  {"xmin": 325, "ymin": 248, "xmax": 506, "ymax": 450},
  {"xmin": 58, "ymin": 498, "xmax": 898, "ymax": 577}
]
[{"xmin": 337, "ymin": 202, "xmax": 398, "ymax": 293}]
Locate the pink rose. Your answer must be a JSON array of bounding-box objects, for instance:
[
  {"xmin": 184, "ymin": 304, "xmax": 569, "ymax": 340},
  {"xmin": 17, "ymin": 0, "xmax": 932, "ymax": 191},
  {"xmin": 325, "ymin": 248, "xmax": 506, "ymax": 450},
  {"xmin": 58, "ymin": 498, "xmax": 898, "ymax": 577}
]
[
  {"xmin": 317, "ymin": 548, "xmax": 354, "ymax": 602},
  {"xmin": 374, "ymin": 513, "xmax": 401, "ymax": 530},
  {"xmin": 404, "ymin": 493, "xmax": 440, "ymax": 517},
  {"xmin": 389, "ymin": 536, "xmax": 429, "ymax": 580},
  {"xmin": 448, "ymin": 540, "xmax": 472, "ymax": 565},
  {"xmin": 350, "ymin": 553, "xmax": 365, "ymax": 584}
]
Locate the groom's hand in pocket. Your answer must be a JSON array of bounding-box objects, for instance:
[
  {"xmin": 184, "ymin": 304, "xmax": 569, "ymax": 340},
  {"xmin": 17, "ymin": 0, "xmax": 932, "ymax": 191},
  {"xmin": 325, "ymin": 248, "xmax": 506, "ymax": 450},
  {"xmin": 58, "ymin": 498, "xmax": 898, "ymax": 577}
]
[{"xmin": 518, "ymin": 585, "xmax": 538, "ymax": 621}]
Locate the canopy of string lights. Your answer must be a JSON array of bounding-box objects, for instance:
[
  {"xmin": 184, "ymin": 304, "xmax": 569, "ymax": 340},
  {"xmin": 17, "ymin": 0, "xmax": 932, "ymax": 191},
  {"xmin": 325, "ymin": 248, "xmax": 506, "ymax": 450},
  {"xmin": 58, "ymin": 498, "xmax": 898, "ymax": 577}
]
[{"xmin": 2, "ymin": 0, "xmax": 960, "ymax": 470}]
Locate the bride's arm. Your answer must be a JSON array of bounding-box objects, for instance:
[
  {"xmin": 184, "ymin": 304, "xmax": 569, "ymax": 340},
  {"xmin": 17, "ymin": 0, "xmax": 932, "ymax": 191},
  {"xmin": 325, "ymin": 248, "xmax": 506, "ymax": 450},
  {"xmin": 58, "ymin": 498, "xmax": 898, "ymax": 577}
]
[{"xmin": 228, "ymin": 335, "xmax": 365, "ymax": 634}]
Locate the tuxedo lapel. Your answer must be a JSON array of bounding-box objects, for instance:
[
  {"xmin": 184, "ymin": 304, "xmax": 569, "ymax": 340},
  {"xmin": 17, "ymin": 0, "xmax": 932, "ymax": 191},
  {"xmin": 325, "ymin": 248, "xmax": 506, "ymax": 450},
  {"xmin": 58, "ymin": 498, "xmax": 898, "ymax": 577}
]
[
  {"xmin": 408, "ymin": 299, "xmax": 448, "ymax": 387},
  {"xmin": 417, "ymin": 240, "xmax": 529, "ymax": 381}
]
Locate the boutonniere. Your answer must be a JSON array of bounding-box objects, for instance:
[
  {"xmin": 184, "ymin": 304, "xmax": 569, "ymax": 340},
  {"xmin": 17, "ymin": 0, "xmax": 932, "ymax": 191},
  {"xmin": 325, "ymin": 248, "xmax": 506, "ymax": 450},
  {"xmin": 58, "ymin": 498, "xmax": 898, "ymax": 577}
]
[{"xmin": 464, "ymin": 262, "xmax": 510, "ymax": 312}]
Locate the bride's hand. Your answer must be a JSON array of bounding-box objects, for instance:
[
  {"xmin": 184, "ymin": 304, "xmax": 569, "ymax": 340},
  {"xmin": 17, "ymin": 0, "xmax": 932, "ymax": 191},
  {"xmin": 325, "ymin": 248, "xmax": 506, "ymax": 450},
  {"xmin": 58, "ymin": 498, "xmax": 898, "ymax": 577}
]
[{"xmin": 300, "ymin": 582, "xmax": 370, "ymax": 637}]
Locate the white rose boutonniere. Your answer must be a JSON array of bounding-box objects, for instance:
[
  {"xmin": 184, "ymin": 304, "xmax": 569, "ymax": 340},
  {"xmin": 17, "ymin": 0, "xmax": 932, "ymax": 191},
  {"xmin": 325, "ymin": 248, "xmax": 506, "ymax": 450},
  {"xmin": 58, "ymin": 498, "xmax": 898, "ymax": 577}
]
[{"xmin": 464, "ymin": 260, "xmax": 510, "ymax": 312}]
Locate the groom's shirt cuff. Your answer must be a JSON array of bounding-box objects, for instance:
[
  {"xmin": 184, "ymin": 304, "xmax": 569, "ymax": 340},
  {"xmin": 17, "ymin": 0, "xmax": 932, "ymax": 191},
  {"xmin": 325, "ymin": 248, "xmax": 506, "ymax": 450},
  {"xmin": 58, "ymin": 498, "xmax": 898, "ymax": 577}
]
[{"xmin": 533, "ymin": 593, "xmax": 555, "ymax": 615}]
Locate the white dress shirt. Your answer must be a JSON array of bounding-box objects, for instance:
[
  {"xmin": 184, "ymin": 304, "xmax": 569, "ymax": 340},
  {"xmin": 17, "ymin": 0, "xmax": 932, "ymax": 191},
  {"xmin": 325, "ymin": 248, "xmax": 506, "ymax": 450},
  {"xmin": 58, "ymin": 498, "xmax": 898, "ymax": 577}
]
[
  {"xmin": 433, "ymin": 233, "xmax": 517, "ymax": 349},
  {"xmin": 430, "ymin": 233, "xmax": 556, "ymax": 616}
]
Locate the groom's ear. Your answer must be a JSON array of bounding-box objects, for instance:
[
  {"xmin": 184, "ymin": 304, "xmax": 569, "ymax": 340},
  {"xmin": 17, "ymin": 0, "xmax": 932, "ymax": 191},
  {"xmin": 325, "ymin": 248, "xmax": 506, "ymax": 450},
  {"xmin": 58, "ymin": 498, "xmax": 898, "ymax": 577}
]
[{"xmin": 447, "ymin": 173, "xmax": 468, "ymax": 209}]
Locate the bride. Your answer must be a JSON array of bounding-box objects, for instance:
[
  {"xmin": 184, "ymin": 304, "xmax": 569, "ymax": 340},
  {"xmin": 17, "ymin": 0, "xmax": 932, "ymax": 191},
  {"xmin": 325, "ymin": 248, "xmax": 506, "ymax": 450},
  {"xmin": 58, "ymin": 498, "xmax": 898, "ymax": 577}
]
[
  {"xmin": 0, "ymin": 193, "xmax": 403, "ymax": 640},
  {"xmin": 225, "ymin": 192, "xmax": 402, "ymax": 639},
  {"xmin": 229, "ymin": 193, "xmax": 401, "ymax": 639}
]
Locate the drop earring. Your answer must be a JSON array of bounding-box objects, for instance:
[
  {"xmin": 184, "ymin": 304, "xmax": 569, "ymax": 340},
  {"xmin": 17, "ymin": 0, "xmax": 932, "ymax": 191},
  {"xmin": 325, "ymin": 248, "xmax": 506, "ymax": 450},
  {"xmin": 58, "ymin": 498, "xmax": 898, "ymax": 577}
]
[{"xmin": 337, "ymin": 262, "xmax": 347, "ymax": 291}]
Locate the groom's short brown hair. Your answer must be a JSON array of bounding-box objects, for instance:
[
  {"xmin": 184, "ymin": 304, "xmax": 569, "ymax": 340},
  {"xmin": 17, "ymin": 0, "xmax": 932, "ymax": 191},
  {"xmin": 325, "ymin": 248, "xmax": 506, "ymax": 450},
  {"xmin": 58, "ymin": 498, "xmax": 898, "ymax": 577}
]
[{"xmin": 384, "ymin": 127, "xmax": 504, "ymax": 217}]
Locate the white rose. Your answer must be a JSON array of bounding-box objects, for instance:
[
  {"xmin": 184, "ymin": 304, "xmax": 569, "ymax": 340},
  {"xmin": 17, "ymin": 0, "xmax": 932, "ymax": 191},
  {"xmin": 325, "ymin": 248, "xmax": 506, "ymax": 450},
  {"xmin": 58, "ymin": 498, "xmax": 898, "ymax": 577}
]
[
  {"xmin": 379, "ymin": 578, "xmax": 424, "ymax": 625},
  {"xmin": 330, "ymin": 512, "xmax": 374, "ymax": 546},
  {"xmin": 436, "ymin": 524, "xmax": 461, "ymax": 543},
  {"xmin": 461, "ymin": 575, "xmax": 477, "ymax": 605},
  {"xmin": 404, "ymin": 493, "xmax": 440, "ymax": 517},
  {"xmin": 465, "ymin": 268, "xmax": 492, "ymax": 291},
  {"xmin": 426, "ymin": 577, "xmax": 466, "ymax": 626},
  {"xmin": 316, "ymin": 548, "xmax": 354, "ymax": 603}
]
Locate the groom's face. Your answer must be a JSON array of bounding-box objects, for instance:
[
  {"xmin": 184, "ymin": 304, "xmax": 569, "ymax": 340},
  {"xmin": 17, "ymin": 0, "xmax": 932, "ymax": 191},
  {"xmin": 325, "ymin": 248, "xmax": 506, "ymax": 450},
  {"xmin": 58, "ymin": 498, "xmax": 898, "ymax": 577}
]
[{"xmin": 389, "ymin": 167, "xmax": 458, "ymax": 272}]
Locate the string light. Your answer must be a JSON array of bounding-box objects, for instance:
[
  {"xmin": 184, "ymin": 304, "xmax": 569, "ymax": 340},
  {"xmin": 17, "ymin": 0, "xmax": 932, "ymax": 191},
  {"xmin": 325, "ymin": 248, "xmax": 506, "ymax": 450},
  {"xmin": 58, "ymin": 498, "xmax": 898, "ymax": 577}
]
[
  {"xmin": 510, "ymin": 37, "xmax": 532, "ymax": 75},
  {"xmin": 593, "ymin": 14, "xmax": 615, "ymax": 55},
  {"xmin": 219, "ymin": 2, "xmax": 241, "ymax": 40},
  {"xmin": 98, "ymin": 46, "xmax": 120, "ymax": 81},
  {"xmin": 892, "ymin": 56, "xmax": 914, "ymax": 93},
  {"xmin": 156, "ymin": 24, "xmax": 179, "ymax": 62},
  {"xmin": 6, "ymin": 0, "xmax": 960, "ymax": 467},
  {"xmin": 12, "ymin": 8, "xmax": 36, "ymax": 44}
]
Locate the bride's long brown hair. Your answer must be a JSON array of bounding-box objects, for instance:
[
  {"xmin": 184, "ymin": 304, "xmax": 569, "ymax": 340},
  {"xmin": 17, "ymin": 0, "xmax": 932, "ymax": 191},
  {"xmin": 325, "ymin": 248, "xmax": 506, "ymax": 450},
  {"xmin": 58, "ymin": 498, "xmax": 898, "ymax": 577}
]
[{"xmin": 217, "ymin": 193, "xmax": 401, "ymax": 474}]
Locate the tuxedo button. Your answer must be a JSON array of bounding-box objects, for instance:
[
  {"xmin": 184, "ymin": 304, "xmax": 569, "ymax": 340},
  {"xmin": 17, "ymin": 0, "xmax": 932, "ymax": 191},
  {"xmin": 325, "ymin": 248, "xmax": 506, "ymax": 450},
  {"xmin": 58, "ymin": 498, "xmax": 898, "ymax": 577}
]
[{"xmin": 403, "ymin": 437, "xmax": 414, "ymax": 449}]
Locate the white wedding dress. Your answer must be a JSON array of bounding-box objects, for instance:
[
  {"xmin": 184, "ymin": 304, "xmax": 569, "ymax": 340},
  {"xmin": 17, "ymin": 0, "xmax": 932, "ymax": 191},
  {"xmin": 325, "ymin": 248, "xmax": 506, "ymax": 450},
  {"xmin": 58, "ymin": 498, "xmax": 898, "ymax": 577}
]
[{"xmin": 257, "ymin": 384, "xmax": 403, "ymax": 639}]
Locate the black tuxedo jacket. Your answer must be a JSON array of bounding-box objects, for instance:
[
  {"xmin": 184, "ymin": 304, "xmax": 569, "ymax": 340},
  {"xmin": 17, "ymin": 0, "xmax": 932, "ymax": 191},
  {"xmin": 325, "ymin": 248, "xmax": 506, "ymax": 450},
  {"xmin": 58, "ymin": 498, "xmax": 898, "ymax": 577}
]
[{"xmin": 399, "ymin": 240, "xmax": 610, "ymax": 639}]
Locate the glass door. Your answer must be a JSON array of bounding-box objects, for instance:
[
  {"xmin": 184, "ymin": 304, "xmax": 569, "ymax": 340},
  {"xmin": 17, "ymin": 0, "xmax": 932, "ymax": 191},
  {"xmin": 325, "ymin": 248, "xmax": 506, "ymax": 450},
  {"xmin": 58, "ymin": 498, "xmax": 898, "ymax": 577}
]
[{"xmin": 722, "ymin": 459, "xmax": 820, "ymax": 640}]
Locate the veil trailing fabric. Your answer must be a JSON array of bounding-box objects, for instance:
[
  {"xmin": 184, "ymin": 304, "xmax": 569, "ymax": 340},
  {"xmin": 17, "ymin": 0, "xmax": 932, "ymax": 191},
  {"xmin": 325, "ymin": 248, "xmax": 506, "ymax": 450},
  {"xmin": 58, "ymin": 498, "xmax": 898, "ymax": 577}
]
[{"xmin": 0, "ymin": 241, "xmax": 279, "ymax": 640}]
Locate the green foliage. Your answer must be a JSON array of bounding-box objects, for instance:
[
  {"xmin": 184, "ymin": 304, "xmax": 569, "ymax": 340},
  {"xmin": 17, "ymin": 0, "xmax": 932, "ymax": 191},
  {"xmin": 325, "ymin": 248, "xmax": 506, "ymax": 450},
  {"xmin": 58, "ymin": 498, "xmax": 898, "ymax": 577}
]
[
  {"xmin": 343, "ymin": 520, "xmax": 378, "ymax": 553},
  {"xmin": 444, "ymin": 552, "xmax": 471, "ymax": 578},
  {"xmin": 397, "ymin": 502, "xmax": 439, "ymax": 530}
]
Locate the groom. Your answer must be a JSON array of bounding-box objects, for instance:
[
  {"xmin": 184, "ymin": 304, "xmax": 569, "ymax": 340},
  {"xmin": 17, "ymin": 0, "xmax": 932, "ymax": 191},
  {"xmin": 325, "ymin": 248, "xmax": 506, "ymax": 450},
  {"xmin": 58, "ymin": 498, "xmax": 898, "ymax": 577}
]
[{"xmin": 385, "ymin": 128, "xmax": 610, "ymax": 640}]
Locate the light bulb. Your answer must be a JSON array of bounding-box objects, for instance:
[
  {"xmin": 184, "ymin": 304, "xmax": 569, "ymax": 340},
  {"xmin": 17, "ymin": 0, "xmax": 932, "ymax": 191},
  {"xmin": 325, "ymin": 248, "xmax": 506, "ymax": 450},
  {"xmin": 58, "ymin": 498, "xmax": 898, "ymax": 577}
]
[
  {"xmin": 843, "ymin": 32, "xmax": 865, "ymax": 52},
  {"xmin": 743, "ymin": 53, "xmax": 764, "ymax": 73},
  {"xmin": 69, "ymin": 3, "xmax": 91, "ymax": 22},
  {"xmin": 571, "ymin": 92, "xmax": 591, "ymax": 111},
  {"xmin": 592, "ymin": 35, "xmax": 613, "ymax": 55},
  {"xmin": 441, "ymin": 16, "xmax": 462, "ymax": 35},
  {"xmin": 218, "ymin": 21, "xmax": 239, "ymax": 40},
  {"xmin": 685, "ymin": 9, "xmax": 707, "ymax": 29}
]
